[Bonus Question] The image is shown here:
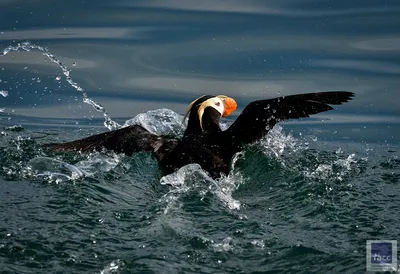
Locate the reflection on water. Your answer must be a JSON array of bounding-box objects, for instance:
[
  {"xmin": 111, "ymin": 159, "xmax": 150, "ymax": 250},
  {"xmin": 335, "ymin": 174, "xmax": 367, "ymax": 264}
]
[{"xmin": 0, "ymin": 0, "xmax": 399, "ymax": 128}]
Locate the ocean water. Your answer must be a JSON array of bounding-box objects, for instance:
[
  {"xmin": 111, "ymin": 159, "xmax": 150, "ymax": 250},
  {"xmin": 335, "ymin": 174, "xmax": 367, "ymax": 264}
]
[{"xmin": 1, "ymin": 0, "xmax": 400, "ymax": 273}]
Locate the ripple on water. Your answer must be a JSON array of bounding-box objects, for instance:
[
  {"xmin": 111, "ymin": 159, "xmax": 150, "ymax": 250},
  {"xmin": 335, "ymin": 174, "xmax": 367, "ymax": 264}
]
[{"xmin": 0, "ymin": 107, "xmax": 399, "ymax": 273}]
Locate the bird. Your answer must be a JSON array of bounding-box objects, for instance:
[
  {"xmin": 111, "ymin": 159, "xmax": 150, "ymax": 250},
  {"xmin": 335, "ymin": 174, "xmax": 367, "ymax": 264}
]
[{"xmin": 43, "ymin": 91, "xmax": 354, "ymax": 178}]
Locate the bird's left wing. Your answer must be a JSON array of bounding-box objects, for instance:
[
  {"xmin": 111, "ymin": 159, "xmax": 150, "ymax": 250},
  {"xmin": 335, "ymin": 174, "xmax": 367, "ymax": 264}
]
[{"xmin": 43, "ymin": 124, "xmax": 166, "ymax": 155}]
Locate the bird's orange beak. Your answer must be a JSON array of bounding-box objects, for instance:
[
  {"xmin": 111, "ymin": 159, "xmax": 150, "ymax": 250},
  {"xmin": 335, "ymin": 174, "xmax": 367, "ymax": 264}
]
[{"xmin": 222, "ymin": 97, "xmax": 237, "ymax": 117}]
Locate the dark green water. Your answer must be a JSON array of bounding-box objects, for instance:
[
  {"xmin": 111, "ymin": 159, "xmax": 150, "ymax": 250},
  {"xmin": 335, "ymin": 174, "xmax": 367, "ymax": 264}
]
[{"xmin": 0, "ymin": 117, "xmax": 399, "ymax": 273}]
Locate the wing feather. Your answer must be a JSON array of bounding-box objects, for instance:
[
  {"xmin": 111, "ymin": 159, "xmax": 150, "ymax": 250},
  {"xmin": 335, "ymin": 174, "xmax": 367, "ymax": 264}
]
[
  {"xmin": 43, "ymin": 125, "xmax": 165, "ymax": 155},
  {"xmin": 225, "ymin": 91, "xmax": 354, "ymax": 144}
]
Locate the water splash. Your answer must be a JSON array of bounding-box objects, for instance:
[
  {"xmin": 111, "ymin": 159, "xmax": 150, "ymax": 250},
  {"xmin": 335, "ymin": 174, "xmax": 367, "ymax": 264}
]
[
  {"xmin": 100, "ymin": 259, "xmax": 124, "ymax": 274},
  {"xmin": 159, "ymin": 164, "xmax": 242, "ymax": 214},
  {"xmin": 334, "ymin": 153, "xmax": 357, "ymax": 171},
  {"xmin": 259, "ymin": 125, "xmax": 302, "ymax": 158},
  {"xmin": 123, "ymin": 108, "xmax": 185, "ymax": 136},
  {"xmin": 122, "ymin": 108, "xmax": 228, "ymax": 136},
  {"xmin": 256, "ymin": 125, "xmax": 364, "ymax": 188},
  {"xmin": 24, "ymin": 152, "xmax": 125, "ymax": 183},
  {"xmin": 303, "ymin": 153, "xmax": 359, "ymax": 182},
  {"xmin": 0, "ymin": 90, "xmax": 8, "ymax": 97},
  {"xmin": 75, "ymin": 152, "xmax": 123, "ymax": 176},
  {"xmin": 0, "ymin": 90, "xmax": 8, "ymax": 111},
  {"xmin": 26, "ymin": 157, "xmax": 87, "ymax": 183},
  {"xmin": 1, "ymin": 41, "xmax": 120, "ymax": 130},
  {"xmin": 212, "ymin": 237, "xmax": 234, "ymax": 252},
  {"xmin": 251, "ymin": 239, "xmax": 265, "ymax": 249}
]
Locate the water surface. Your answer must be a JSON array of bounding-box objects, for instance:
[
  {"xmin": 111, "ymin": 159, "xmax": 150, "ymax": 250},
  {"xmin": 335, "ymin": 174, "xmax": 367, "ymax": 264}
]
[{"xmin": 0, "ymin": 0, "xmax": 399, "ymax": 273}]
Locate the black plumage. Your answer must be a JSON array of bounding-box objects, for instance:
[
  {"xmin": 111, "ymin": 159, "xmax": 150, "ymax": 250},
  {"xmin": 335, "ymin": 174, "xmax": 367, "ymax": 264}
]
[{"xmin": 43, "ymin": 91, "xmax": 354, "ymax": 178}]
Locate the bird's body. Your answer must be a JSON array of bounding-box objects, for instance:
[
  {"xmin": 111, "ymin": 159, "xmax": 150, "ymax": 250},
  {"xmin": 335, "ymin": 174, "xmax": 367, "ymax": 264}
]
[
  {"xmin": 43, "ymin": 91, "xmax": 354, "ymax": 178},
  {"xmin": 161, "ymin": 132, "xmax": 229, "ymax": 178}
]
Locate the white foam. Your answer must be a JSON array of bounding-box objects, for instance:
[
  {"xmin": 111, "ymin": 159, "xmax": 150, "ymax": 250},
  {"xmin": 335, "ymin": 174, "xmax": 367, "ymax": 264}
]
[
  {"xmin": 212, "ymin": 237, "xmax": 233, "ymax": 252},
  {"xmin": 123, "ymin": 108, "xmax": 185, "ymax": 136},
  {"xmin": 0, "ymin": 90, "xmax": 8, "ymax": 97},
  {"xmin": 334, "ymin": 153, "xmax": 357, "ymax": 170},
  {"xmin": 303, "ymin": 153, "xmax": 358, "ymax": 182},
  {"xmin": 251, "ymin": 239, "xmax": 265, "ymax": 249},
  {"xmin": 304, "ymin": 164, "xmax": 333, "ymax": 180},
  {"xmin": 75, "ymin": 152, "xmax": 123, "ymax": 176},
  {"xmin": 100, "ymin": 259, "xmax": 123, "ymax": 274},
  {"xmin": 26, "ymin": 157, "xmax": 87, "ymax": 183},
  {"xmin": 159, "ymin": 164, "xmax": 242, "ymax": 214},
  {"xmin": 259, "ymin": 125, "xmax": 301, "ymax": 158}
]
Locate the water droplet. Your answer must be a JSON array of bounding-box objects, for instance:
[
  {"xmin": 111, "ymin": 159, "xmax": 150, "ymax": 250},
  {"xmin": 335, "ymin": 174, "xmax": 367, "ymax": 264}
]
[
  {"xmin": 0, "ymin": 42, "xmax": 120, "ymax": 132},
  {"xmin": 0, "ymin": 90, "xmax": 8, "ymax": 97}
]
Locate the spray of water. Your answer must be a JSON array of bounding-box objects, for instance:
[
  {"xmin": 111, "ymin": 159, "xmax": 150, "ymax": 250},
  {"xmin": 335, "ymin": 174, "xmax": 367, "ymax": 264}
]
[{"xmin": 1, "ymin": 41, "xmax": 121, "ymax": 130}]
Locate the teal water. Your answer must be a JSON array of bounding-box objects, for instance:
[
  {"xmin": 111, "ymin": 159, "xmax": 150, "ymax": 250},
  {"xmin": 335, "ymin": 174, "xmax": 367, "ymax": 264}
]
[
  {"xmin": 0, "ymin": 118, "xmax": 399, "ymax": 273},
  {"xmin": 1, "ymin": 0, "xmax": 400, "ymax": 273}
]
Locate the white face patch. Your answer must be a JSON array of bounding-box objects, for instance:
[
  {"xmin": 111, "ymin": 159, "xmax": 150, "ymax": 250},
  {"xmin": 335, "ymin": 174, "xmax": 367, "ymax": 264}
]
[{"xmin": 197, "ymin": 97, "xmax": 224, "ymax": 129}]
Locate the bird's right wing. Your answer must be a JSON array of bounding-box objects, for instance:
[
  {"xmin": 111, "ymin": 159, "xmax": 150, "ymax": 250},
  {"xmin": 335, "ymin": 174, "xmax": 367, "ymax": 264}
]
[
  {"xmin": 43, "ymin": 124, "xmax": 166, "ymax": 155},
  {"xmin": 224, "ymin": 91, "xmax": 354, "ymax": 145}
]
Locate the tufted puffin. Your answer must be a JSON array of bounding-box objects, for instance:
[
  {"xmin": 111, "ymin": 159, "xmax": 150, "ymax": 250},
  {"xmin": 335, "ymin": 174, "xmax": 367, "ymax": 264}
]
[{"xmin": 43, "ymin": 91, "xmax": 354, "ymax": 178}]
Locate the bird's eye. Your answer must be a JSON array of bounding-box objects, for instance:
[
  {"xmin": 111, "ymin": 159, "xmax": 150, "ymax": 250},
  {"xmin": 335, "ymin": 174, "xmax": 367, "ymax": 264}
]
[{"xmin": 215, "ymin": 102, "xmax": 220, "ymax": 106}]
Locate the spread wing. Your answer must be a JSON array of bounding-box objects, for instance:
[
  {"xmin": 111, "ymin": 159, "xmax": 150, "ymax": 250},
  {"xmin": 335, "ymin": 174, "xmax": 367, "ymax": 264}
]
[
  {"xmin": 43, "ymin": 124, "xmax": 170, "ymax": 156},
  {"xmin": 224, "ymin": 91, "xmax": 354, "ymax": 144}
]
